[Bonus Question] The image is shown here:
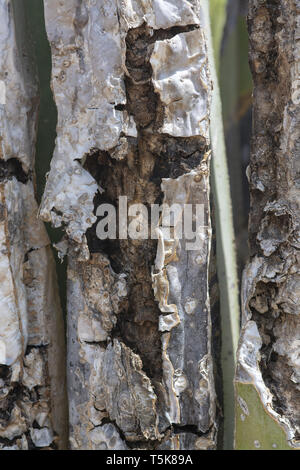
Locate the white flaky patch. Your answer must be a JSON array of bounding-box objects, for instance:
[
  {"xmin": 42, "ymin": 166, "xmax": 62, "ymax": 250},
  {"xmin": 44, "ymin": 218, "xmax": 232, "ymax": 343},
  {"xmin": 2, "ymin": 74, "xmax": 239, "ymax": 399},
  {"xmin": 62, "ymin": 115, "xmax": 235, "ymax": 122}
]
[
  {"xmin": 0, "ymin": 1, "xmax": 37, "ymax": 172},
  {"xmin": 118, "ymin": 0, "xmax": 200, "ymax": 29},
  {"xmin": 41, "ymin": 0, "xmax": 126, "ymax": 251},
  {"xmin": 0, "ymin": 180, "xmax": 28, "ymax": 366},
  {"xmin": 0, "ymin": 178, "xmax": 59, "ymax": 366},
  {"xmin": 88, "ymin": 423, "xmax": 128, "ymax": 450},
  {"xmin": 41, "ymin": 0, "xmax": 206, "ymax": 252},
  {"xmin": 0, "ymin": 80, "xmax": 5, "ymax": 104},
  {"xmin": 152, "ymin": 164, "xmax": 215, "ymax": 433},
  {"xmin": 150, "ymin": 29, "xmax": 210, "ymax": 138}
]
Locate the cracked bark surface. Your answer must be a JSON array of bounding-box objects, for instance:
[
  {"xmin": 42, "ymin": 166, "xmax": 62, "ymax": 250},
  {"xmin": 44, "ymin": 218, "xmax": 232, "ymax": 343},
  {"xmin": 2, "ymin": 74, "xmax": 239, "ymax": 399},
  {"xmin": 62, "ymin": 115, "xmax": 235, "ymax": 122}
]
[
  {"xmin": 235, "ymin": 0, "xmax": 300, "ymax": 450},
  {"xmin": 40, "ymin": 1, "xmax": 221, "ymax": 450},
  {"xmin": 0, "ymin": 0, "xmax": 67, "ymax": 450}
]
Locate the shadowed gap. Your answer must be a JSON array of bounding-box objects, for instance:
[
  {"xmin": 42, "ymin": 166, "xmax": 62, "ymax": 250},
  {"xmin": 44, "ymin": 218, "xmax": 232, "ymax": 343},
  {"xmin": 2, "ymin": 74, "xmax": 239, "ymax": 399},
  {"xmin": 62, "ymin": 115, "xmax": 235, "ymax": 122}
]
[{"xmin": 24, "ymin": 0, "xmax": 67, "ymax": 319}]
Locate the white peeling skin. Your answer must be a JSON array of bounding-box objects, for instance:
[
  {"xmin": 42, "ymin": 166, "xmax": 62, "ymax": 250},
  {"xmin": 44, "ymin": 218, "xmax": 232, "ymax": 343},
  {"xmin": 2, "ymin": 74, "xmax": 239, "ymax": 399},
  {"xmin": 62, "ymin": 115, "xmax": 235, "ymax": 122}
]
[
  {"xmin": 0, "ymin": 0, "xmax": 67, "ymax": 449},
  {"xmin": 30, "ymin": 428, "xmax": 54, "ymax": 448},
  {"xmin": 40, "ymin": 0, "xmax": 207, "ymax": 252},
  {"xmin": 40, "ymin": 0, "xmax": 126, "ymax": 250},
  {"xmin": 152, "ymin": 164, "xmax": 217, "ymax": 441},
  {"xmin": 0, "ymin": 179, "xmax": 67, "ymax": 449},
  {"xmin": 118, "ymin": 0, "xmax": 200, "ymax": 29},
  {"xmin": 0, "ymin": 197, "xmax": 24, "ymax": 365},
  {"xmin": 100, "ymin": 339, "xmax": 160, "ymax": 442},
  {"xmin": 46, "ymin": 0, "xmax": 218, "ymax": 449},
  {"xmin": 150, "ymin": 29, "xmax": 210, "ymax": 138},
  {"xmin": 67, "ymin": 253, "xmax": 162, "ymax": 447},
  {"xmin": 67, "ymin": 255, "xmax": 131, "ymax": 448},
  {"xmin": 88, "ymin": 423, "xmax": 129, "ymax": 450},
  {"xmin": 0, "ymin": 0, "xmax": 37, "ymax": 172},
  {"xmin": 0, "ymin": 180, "xmax": 53, "ymax": 364}
]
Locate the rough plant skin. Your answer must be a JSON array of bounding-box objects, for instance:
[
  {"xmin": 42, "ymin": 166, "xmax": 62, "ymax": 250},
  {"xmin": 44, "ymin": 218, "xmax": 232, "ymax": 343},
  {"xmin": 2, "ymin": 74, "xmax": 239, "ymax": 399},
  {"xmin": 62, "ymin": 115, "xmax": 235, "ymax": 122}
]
[
  {"xmin": 0, "ymin": 0, "xmax": 67, "ymax": 449},
  {"xmin": 235, "ymin": 0, "xmax": 300, "ymax": 450},
  {"xmin": 41, "ymin": 0, "xmax": 221, "ymax": 450}
]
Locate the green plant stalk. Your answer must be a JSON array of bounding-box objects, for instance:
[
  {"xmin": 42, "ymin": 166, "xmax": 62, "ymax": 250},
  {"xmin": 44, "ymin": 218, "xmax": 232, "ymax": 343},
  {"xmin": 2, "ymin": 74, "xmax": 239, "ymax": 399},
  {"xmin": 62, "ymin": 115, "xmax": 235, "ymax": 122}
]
[
  {"xmin": 202, "ymin": 0, "xmax": 240, "ymax": 450},
  {"xmin": 209, "ymin": 0, "xmax": 227, "ymax": 75}
]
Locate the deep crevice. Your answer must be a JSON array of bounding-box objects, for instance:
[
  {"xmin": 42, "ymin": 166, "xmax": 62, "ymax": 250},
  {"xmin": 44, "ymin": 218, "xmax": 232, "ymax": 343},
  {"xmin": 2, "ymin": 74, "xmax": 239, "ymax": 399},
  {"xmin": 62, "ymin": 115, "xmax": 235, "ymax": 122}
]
[
  {"xmin": 124, "ymin": 23, "xmax": 199, "ymax": 132},
  {"xmin": 81, "ymin": 23, "xmax": 212, "ymax": 444},
  {"xmin": 173, "ymin": 423, "xmax": 213, "ymax": 437},
  {"xmin": 24, "ymin": 0, "xmax": 67, "ymax": 326},
  {"xmin": 0, "ymin": 158, "xmax": 30, "ymax": 184}
]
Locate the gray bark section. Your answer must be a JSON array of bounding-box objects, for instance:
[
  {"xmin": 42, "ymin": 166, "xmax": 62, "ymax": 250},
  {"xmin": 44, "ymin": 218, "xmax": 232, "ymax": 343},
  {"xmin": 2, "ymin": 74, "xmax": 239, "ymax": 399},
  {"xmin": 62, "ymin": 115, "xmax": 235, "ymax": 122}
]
[
  {"xmin": 42, "ymin": 1, "xmax": 220, "ymax": 449},
  {"xmin": 236, "ymin": 0, "xmax": 300, "ymax": 446},
  {"xmin": 0, "ymin": 0, "xmax": 67, "ymax": 449}
]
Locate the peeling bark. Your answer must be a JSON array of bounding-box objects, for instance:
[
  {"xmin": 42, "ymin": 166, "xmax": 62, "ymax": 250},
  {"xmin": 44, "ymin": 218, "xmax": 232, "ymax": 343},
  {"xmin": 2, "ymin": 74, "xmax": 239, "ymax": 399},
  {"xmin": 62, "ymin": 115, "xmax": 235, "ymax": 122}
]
[
  {"xmin": 41, "ymin": 1, "xmax": 221, "ymax": 450},
  {"xmin": 235, "ymin": 0, "xmax": 300, "ymax": 450},
  {"xmin": 0, "ymin": 0, "xmax": 67, "ymax": 450}
]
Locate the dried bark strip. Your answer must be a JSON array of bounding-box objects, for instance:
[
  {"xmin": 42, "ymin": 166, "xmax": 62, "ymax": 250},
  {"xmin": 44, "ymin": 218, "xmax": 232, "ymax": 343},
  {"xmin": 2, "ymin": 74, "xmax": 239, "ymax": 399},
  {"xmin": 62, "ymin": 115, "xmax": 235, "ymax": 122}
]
[
  {"xmin": 42, "ymin": 0, "xmax": 220, "ymax": 449},
  {"xmin": 0, "ymin": 0, "xmax": 67, "ymax": 449},
  {"xmin": 235, "ymin": 0, "xmax": 300, "ymax": 449}
]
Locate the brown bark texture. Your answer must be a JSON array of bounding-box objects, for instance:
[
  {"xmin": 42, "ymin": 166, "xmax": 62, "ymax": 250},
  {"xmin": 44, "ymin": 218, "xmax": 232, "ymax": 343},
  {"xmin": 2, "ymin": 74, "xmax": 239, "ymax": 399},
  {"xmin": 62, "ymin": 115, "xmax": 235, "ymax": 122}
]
[{"xmin": 235, "ymin": 0, "xmax": 300, "ymax": 449}]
